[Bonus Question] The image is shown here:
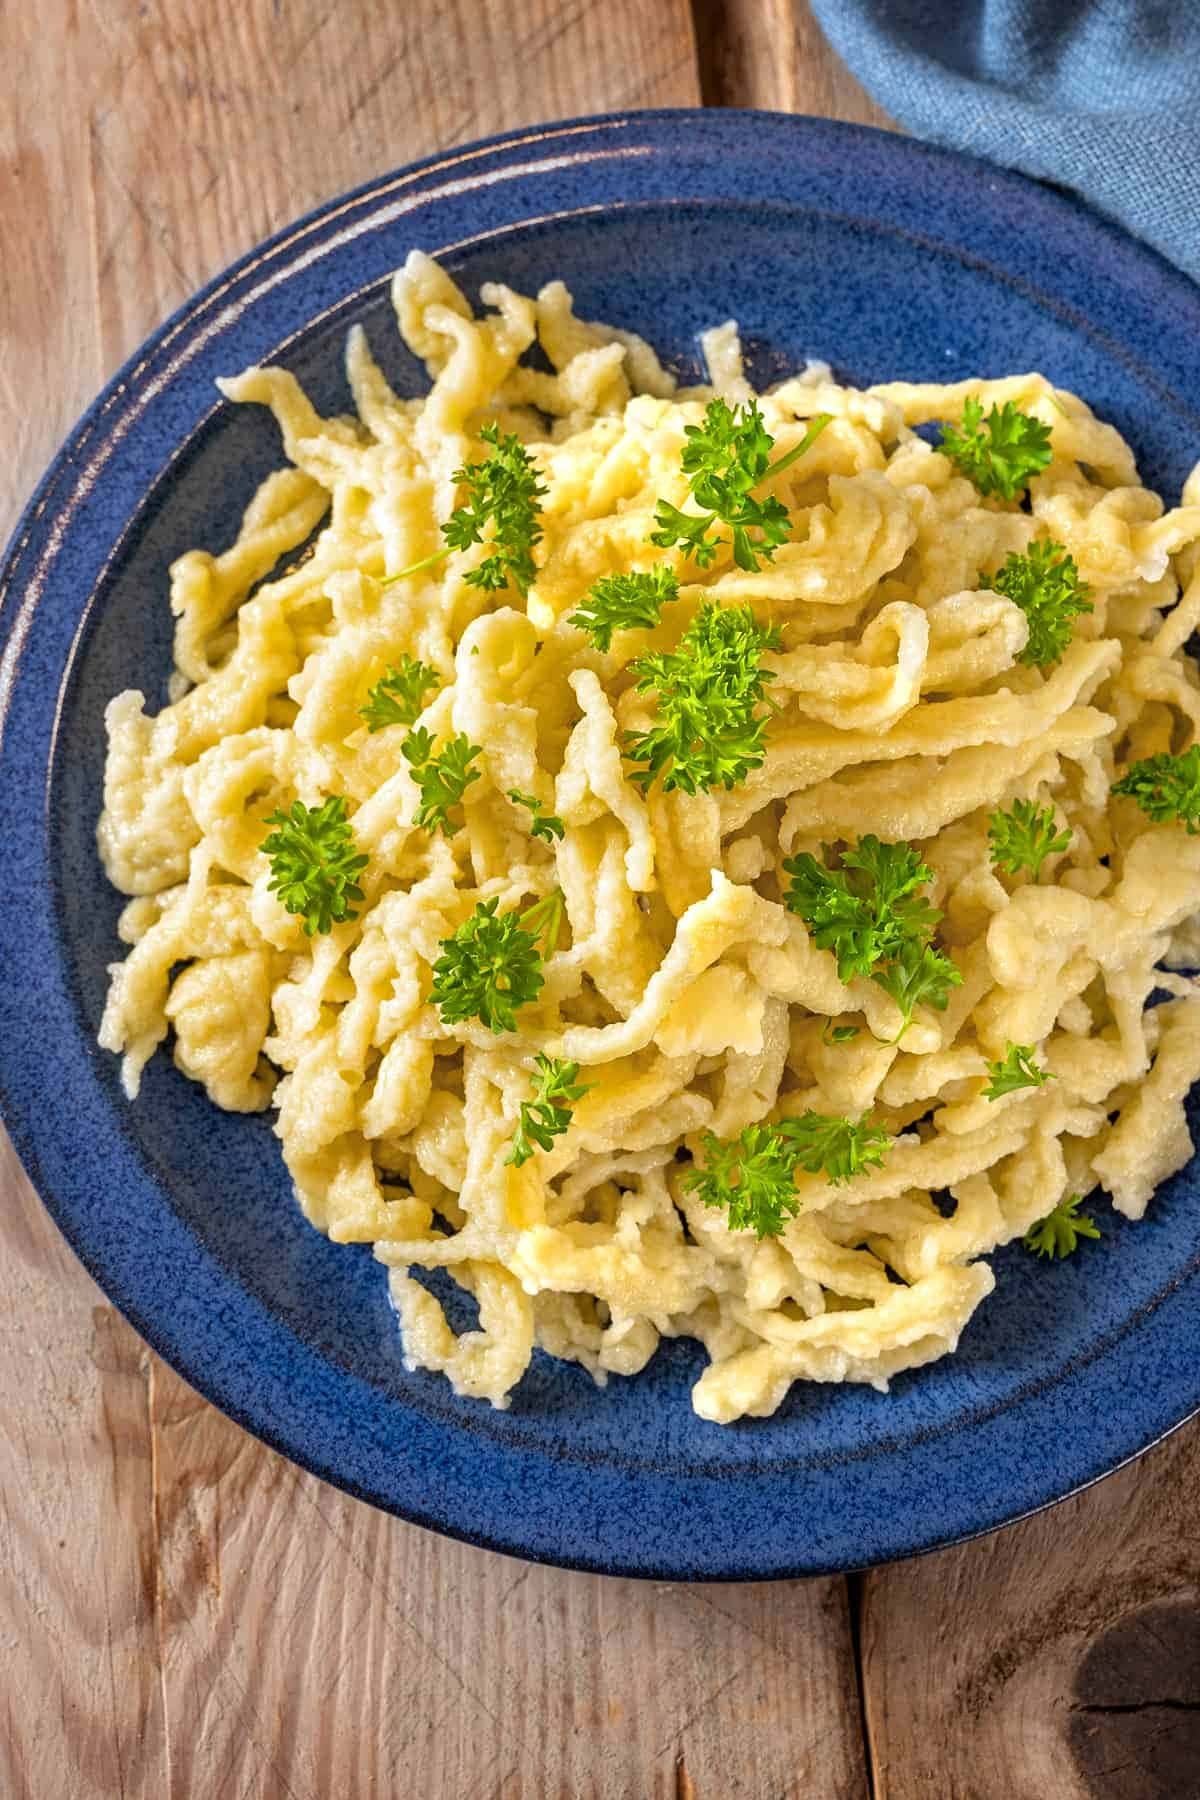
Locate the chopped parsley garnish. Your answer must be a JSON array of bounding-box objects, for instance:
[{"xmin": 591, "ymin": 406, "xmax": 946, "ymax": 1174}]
[
  {"xmin": 983, "ymin": 1043, "xmax": 1054, "ymax": 1100},
  {"xmin": 506, "ymin": 1055, "xmax": 591, "ymax": 1167},
  {"xmin": 383, "ymin": 424, "xmax": 546, "ymax": 596},
  {"xmin": 778, "ymin": 1112, "xmax": 891, "ymax": 1185},
  {"xmin": 983, "ymin": 540, "xmax": 1092, "ymax": 667},
  {"xmin": 988, "ymin": 798, "xmax": 1072, "ymax": 881},
  {"xmin": 623, "ymin": 600, "xmax": 781, "ymax": 794},
  {"xmin": 570, "ymin": 566, "xmax": 679, "ymax": 652},
  {"xmin": 1023, "ymin": 1193, "xmax": 1101, "ymax": 1260},
  {"xmin": 443, "ymin": 423, "xmax": 546, "ymax": 595},
  {"xmin": 687, "ymin": 1123, "xmax": 801, "ymax": 1239},
  {"xmin": 649, "ymin": 400, "xmax": 830, "ymax": 572},
  {"xmin": 873, "ymin": 939, "xmax": 962, "ymax": 1036},
  {"xmin": 360, "ymin": 655, "xmax": 441, "ymax": 731},
  {"xmin": 686, "ymin": 1112, "xmax": 890, "ymax": 1239},
  {"xmin": 429, "ymin": 893, "xmax": 562, "ymax": 1034},
  {"xmin": 261, "ymin": 796, "xmax": 368, "ymax": 936},
  {"xmin": 783, "ymin": 837, "xmax": 939, "ymax": 983},
  {"xmin": 783, "ymin": 836, "xmax": 961, "ymax": 1035},
  {"xmin": 939, "ymin": 398, "xmax": 1053, "ymax": 500},
  {"xmin": 508, "ymin": 789, "xmax": 565, "ymax": 844},
  {"xmin": 402, "ymin": 728, "xmax": 482, "ymax": 836},
  {"xmin": 1112, "ymin": 746, "xmax": 1200, "ymax": 834}
]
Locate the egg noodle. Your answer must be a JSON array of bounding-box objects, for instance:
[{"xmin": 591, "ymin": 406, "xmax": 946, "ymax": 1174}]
[{"xmin": 97, "ymin": 254, "xmax": 1200, "ymax": 1423}]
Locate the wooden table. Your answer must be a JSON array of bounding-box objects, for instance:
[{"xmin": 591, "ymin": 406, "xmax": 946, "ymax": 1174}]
[{"xmin": 4, "ymin": 5, "xmax": 1198, "ymax": 1794}]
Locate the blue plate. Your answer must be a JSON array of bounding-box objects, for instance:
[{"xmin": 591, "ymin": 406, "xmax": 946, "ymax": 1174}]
[{"xmin": 3, "ymin": 111, "xmax": 1199, "ymax": 1579}]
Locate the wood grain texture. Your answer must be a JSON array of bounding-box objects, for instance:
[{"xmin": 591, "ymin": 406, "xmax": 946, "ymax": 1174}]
[
  {"xmin": 142, "ymin": 1353, "xmax": 867, "ymax": 1798},
  {"xmin": 861, "ymin": 1424, "xmax": 1200, "ymax": 1799},
  {"xmin": 694, "ymin": 0, "xmax": 889, "ymax": 123}
]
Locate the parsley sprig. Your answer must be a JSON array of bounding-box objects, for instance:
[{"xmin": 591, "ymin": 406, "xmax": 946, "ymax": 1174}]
[
  {"xmin": 649, "ymin": 401, "xmax": 831, "ymax": 572},
  {"xmin": 687, "ymin": 1124, "xmax": 801, "ymax": 1239},
  {"xmin": 360, "ymin": 655, "xmax": 441, "ymax": 731},
  {"xmin": 1023, "ymin": 1193, "xmax": 1101, "ymax": 1260},
  {"xmin": 506, "ymin": 1055, "xmax": 591, "ymax": 1167},
  {"xmin": 874, "ymin": 940, "xmax": 963, "ymax": 1033},
  {"xmin": 983, "ymin": 1043, "xmax": 1054, "ymax": 1100},
  {"xmin": 783, "ymin": 836, "xmax": 960, "ymax": 1036},
  {"xmin": 570, "ymin": 566, "xmax": 679, "ymax": 652},
  {"xmin": 783, "ymin": 838, "xmax": 938, "ymax": 983},
  {"xmin": 1112, "ymin": 745, "xmax": 1200, "ymax": 834},
  {"xmin": 382, "ymin": 424, "xmax": 546, "ymax": 596},
  {"xmin": 940, "ymin": 398, "xmax": 1053, "ymax": 500},
  {"xmin": 429, "ymin": 891, "xmax": 563, "ymax": 1034},
  {"xmin": 443, "ymin": 424, "xmax": 547, "ymax": 594},
  {"xmin": 402, "ymin": 728, "xmax": 482, "ymax": 836},
  {"xmin": 781, "ymin": 1112, "xmax": 892, "ymax": 1184},
  {"xmin": 686, "ymin": 1112, "xmax": 890, "ymax": 1239},
  {"xmin": 624, "ymin": 601, "xmax": 781, "ymax": 794},
  {"xmin": 988, "ymin": 798, "xmax": 1072, "ymax": 881},
  {"xmin": 508, "ymin": 789, "xmax": 565, "ymax": 843},
  {"xmin": 261, "ymin": 796, "xmax": 368, "ymax": 936},
  {"xmin": 984, "ymin": 540, "xmax": 1092, "ymax": 667}
]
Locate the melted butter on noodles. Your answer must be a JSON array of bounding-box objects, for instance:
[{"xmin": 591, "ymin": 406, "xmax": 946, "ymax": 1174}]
[{"xmin": 97, "ymin": 254, "xmax": 1200, "ymax": 1422}]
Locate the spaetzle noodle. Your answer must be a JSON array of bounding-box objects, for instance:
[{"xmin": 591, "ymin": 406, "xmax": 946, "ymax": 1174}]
[{"xmin": 97, "ymin": 254, "xmax": 1200, "ymax": 1422}]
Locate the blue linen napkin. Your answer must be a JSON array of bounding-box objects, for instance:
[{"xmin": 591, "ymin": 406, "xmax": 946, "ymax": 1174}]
[{"xmin": 809, "ymin": 0, "xmax": 1200, "ymax": 282}]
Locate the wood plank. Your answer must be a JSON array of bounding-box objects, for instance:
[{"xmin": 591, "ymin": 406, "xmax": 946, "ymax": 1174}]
[
  {"xmin": 2, "ymin": 4, "xmax": 867, "ymax": 1795},
  {"xmin": 142, "ymin": 1352, "xmax": 868, "ymax": 1797},
  {"xmin": 693, "ymin": 0, "xmax": 889, "ymax": 124},
  {"xmin": 0, "ymin": 1134, "xmax": 167, "ymax": 1800},
  {"xmin": 861, "ymin": 1422, "xmax": 1200, "ymax": 1798}
]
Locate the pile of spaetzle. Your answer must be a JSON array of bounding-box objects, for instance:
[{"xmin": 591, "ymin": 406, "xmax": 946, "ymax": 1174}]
[{"xmin": 98, "ymin": 254, "xmax": 1200, "ymax": 1422}]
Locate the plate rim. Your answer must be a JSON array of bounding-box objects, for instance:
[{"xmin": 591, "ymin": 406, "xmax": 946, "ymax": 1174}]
[{"xmin": 3, "ymin": 107, "xmax": 1200, "ymax": 1579}]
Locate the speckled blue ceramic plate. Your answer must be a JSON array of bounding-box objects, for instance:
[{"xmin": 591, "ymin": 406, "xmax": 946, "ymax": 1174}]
[{"xmin": 3, "ymin": 112, "xmax": 1199, "ymax": 1578}]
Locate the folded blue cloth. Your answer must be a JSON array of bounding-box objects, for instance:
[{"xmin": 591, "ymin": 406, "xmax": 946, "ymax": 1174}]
[{"xmin": 810, "ymin": 0, "xmax": 1200, "ymax": 282}]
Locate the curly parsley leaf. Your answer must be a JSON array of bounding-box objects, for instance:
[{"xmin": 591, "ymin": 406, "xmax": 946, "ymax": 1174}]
[
  {"xmin": 1111, "ymin": 745, "xmax": 1200, "ymax": 834},
  {"xmin": 506, "ymin": 1055, "xmax": 591, "ymax": 1167},
  {"xmin": 261, "ymin": 796, "xmax": 368, "ymax": 936},
  {"xmin": 983, "ymin": 540, "xmax": 1092, "ymax": 667},
  {"xmin": 649, "ymin": 398, "xmax": 805, "ymax": 572},
  {"xmin": 874, "ymin": 939, "xmax": 963, "ymax": 1036},
  {"xmin": 624, "ymin": 601, "xmax": 781, "ymax": 794},
  {"xmin": 570, "ymin": 566, "xmax": 679, "ymax": 653},
  {"xmin": 983, "ymin": 1043, "xmax": 1054, "ymax": 1100},
  {"xmin": 686, "ymin": 1123, "xmax": 802, "ymax": 1238},
  {"xmin": 776, "ymin": 1112, "xmax": 891, "ymax": 1185},
  {"xmin": 686, "ymin": 1111, "xmax": 889, "ymax": 1238},
  {"xmin": 782, "ymin": 837, "xmax": 939, "ymax": 984},
  {"xmin": 1023, "ymin": 1193, "xmax": 1101, "ymax": 1260},
  {"xmin": 988, "ymin": 798, "xmax": 1072, "ymax": 881},
  {"xmin": 402, "ymin": 728, "xmax": 482, "ymax": 836},
  {"xmin": 939, "ymin": 397, "xmax": 1053, "ymax": 500},
  {"xmin": 429, "ymin": 897, "xmax": 548, "ymax": 1034},
  {"xmin": 508, "ymin": 789, "xmax": 565, "ymax": 844},
  {"xmin": 360, "ymin": 655, "xmax": 441, "ymax": 731},
  {"xmin": 442, "ymin": 423, "xmax": 547, "ymax": 595}
]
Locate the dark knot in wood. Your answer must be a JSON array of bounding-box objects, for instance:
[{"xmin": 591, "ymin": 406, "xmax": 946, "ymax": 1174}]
[{"xmin": 1069, "ymin": 1598, "xmax": 1200, "ymax": 1798}]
